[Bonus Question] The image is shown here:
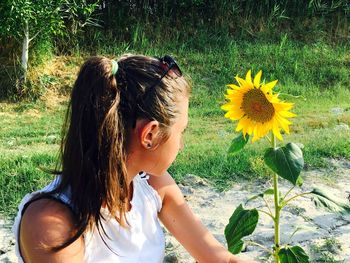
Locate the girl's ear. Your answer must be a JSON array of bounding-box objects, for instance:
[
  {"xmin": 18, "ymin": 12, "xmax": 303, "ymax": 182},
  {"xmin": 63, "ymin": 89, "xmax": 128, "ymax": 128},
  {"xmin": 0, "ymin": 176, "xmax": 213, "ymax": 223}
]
[{"xmin": 139, "ymin": 120, "xmax": 161, "ymax": 150}]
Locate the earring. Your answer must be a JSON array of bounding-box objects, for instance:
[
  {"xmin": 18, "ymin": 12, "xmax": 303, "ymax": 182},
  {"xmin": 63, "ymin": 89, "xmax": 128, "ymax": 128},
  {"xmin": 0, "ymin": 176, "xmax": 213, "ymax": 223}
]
[{"xmin": 147, "ymin": 143, "xmax": 152, "ymax": 149}]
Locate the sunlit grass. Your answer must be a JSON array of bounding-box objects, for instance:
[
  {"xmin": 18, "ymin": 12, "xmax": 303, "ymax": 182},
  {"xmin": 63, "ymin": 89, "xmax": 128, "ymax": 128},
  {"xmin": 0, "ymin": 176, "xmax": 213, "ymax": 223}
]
[{"xmin": 1, "ymin": 39, "xmax": 349, "ymax": 218}]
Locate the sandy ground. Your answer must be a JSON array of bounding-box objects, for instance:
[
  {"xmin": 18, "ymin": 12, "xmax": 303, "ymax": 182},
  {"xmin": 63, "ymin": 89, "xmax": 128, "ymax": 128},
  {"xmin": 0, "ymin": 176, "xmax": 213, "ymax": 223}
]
[
  {"xmin": 164, "ymin": 159, "xmax": 350, "ymax": 262},
  {"xmin": 1, "ymin": 159, "xmax": 350, "ymax": 263}
]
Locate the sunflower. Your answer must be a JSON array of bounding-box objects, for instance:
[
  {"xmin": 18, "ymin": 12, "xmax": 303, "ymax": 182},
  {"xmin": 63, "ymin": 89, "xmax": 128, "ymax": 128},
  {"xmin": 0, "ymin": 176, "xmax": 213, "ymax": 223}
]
[{"xmin": 222, "ymin": 70, "xmax": 296, "ymax": 142}]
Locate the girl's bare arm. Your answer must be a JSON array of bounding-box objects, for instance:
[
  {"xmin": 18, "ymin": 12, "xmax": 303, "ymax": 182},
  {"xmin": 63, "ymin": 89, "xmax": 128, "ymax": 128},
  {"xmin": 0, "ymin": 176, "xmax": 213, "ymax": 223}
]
[{"xmin": 150, "ymin": 172, "xmax": 258, "ymax": 263}]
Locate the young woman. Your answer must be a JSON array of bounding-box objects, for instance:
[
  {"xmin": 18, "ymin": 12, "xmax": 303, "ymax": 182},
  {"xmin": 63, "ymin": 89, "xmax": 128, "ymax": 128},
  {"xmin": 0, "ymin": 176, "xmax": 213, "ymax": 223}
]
[{"xmin": 13, "ymin": 54, "xmax": 257, "ymax": 263}]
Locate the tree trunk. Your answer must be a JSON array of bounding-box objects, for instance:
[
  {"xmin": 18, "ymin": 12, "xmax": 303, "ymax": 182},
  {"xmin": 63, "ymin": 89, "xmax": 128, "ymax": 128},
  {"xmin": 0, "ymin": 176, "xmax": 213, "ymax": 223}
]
[{"xmin": 21, "ymin": 21, "xmax": 29, "ymax": 82}]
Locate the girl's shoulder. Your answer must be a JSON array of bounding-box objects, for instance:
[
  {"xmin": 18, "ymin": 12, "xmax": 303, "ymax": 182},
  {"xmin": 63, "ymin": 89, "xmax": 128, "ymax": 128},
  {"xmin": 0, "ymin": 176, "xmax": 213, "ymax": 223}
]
[
  {"xmin": 147, "ymin": 171, "xmax": 178, "ymax": 203},
  {"xmin": 19, "ymin": 198, "xmax": 84, "ymax": 261},
  {"xmin": 20, "ymin": 198, "xmax": 77, "ymax": 248}
]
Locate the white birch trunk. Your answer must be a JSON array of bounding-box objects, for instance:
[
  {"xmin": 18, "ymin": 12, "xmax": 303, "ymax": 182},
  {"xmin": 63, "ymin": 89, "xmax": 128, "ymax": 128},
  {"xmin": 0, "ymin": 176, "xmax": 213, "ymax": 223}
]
[{"xmin": 21, "ymin": 21, "xmax": 29, "ymax": 82}]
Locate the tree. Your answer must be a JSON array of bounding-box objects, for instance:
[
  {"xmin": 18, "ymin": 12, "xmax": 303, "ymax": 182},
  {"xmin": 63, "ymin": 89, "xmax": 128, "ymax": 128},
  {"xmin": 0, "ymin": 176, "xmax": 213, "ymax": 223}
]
[{"xmin": 0, "ymin": 0, "xmax": 98, "ymax": 82}]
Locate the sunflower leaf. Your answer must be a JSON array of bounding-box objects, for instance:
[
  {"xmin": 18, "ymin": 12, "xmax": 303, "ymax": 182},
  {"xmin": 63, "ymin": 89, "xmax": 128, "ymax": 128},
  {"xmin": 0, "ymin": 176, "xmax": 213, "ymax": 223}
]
[
  {"xmin": 311, "ymin": 188, "xmax": 350, "ymax": 214},
  {"xmin": 228, "ymin": 133, "xmax": 249, "ymax": 155},
  {"xmin": 264, "ymin": 142, "xmax": 304, "ymax": 186},
  {"xmin": 224, "ymin": 204, "xmax": 259, "ymax": 254},
  {"xmin": 278, "ymin": 245, "xmax": 310, "ymax": 263}
]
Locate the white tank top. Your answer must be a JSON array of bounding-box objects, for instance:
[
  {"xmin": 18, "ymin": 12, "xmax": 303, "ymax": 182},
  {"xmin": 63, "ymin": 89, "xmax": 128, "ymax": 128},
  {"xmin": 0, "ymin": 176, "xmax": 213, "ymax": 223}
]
[{"xmin": 12, "ymin": 172, "xmax": 165, "ymax": 263}]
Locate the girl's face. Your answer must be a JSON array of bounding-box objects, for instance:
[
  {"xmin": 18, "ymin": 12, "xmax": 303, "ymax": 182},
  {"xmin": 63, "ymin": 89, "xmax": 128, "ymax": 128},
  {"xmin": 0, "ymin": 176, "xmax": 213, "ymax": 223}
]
[{"xmin": 139, "ymin": 96, "xmax": 189, "ymax": 177}]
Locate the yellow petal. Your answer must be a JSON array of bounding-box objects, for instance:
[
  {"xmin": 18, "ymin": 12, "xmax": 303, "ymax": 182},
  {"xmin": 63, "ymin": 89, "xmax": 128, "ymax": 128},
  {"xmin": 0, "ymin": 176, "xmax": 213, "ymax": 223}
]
[
  {"xmin": 246, "ymin": 70, "xmax": 253, "ymax": 85},
  {"xmin": 224, "ymin": 93, "xmax": 241, "ymax": 100},
  {"xmin": 269, "ymin": 95, "xmax": 281, "ymax": 103},
  {"xmin": 279, "ymin": 111, "xmax": 296, "ymax": 118},
  {"xmin": 221, "ymin": 104, "xmax": 232, "ymax": 111},
  {"xmin": 236, "ymin": 116, "xmax": 249, "ymax": 132},
  {"xmin": 280, "ymin": 102, "xmax": 294, "ymax": 111},
  {"xmin": 277, "ymin": 115, "xmax": 291, "ymax": 125},
  {"xmin": 272, "ymin": 121, "xmax": 283, "ymax": 141},
  {"xmin": 262, "ymin": 122, "xmax": 272, "ymax": 137},
  {"xmin": 222, "ymin": 103, "xmax": 241, "ymax": 112},
  {"xmin": 235, "ymin": 119, "xmax": 244, "ymax": 132},
  {"xmin": 261, "ymin": 80, "xmax": 278, "ymax": 93},
  {"xmin": 258, "ymin": 122, "xmax": 269, "ymax": 138},
  {"xmin": 253, "ymin": 124, "xmax": 266, "ymax": 142},
  {"xmin": 226, "ymin": 89, "xmax": 235, "ymax": 95},
  {"xmin": 236, "ymin": 87, "xmax": 252, "ymax": 96},
  {"xmin": 251, "ymin": 126, "xmax": 259, "ymax": 143},
  {"xmin": 235, "ymin": 76, "xmax": 249, "ymax": 87},
  {"xmin": 224, "ymin": 93, "xmax": 236, "ymax": 99},
  {"xmin": 247, "ymin": 122, "xmax": 253, "ymax": 135},
  {"xmin": 225, "ymin": 92, "xmax": 243, "ymax": 101},
  {"xmin": 253, "ymin": 70, "xmax": 262, "ymax": 88},
  {"xmin": 225, "ymin": 110, "xmax": 244, "ymax": 120},
  {"xmin": 274, "ymin": 102, "xmax": 294, "ymax": 111},
  {"xmin": 227, "ymin": 84, "xmax": 240, "ymax": 90},
  {"xmin": 276, "ymin": 115, "xmax": 290, "ymax": 134}
]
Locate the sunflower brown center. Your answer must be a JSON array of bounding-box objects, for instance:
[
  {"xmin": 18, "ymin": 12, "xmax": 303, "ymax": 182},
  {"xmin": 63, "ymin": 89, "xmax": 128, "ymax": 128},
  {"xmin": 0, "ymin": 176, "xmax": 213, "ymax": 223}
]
[{"xmin": 241, "ymin": 89, "xmax": 275, "ymax": 123}]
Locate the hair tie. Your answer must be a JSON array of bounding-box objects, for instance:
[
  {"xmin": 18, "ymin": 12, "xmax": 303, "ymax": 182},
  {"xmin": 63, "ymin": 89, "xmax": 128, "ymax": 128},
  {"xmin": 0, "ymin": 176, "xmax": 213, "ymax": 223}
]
[{"xmin": 111, "ymin": 60, "xmax": 119, "ymax": 75}]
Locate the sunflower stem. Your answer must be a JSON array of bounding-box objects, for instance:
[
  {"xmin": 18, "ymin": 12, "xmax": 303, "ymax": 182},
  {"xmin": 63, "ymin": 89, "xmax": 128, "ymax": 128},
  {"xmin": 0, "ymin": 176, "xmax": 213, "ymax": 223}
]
[
  {"xmin": 271, "ymin": 134, "xmax": 281, "ymax": 263},
  {"xmin": 257, "ymin": 209, "xmax": 274, "ymax": 220},
  {"xmin": 245, "ymin": 241, "xmax": 273, "ymax": 255},
  {"xmin": 281, "ymin": 185, "xmax": 295, "ymax": 202},
  {"xmin": 282, "ymin": 192, "xmax": 312, "ymax": 207}
]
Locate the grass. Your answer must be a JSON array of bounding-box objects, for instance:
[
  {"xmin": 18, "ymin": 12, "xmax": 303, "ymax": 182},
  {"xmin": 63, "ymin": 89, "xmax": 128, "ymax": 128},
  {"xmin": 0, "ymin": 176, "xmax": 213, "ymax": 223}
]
[{"xmin": 0, "ymin": 38, "xmax": 350, "ymax": 219}]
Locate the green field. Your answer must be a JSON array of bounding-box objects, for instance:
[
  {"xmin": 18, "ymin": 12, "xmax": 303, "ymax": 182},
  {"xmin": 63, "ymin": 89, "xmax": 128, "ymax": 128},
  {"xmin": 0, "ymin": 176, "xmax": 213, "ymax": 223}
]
[{"xmin": 1, "ymin": 39, "xmax": 350, "ymax": 218}]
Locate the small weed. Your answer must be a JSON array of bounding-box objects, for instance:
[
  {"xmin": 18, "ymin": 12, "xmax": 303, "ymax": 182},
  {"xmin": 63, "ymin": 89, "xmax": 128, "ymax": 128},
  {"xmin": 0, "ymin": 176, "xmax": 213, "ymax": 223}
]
[
  {"xmin": 324, "ymin": 238, "xmax": 342, "ymax": 254},
  {"xmin": 310, "ymin": 238, "xmax": 343, "ymax": 263}
]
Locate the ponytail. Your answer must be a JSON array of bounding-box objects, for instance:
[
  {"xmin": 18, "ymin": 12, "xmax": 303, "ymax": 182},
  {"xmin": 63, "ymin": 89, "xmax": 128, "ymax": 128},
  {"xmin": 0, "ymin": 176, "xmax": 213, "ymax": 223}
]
[{"xmin": 43, "ymin": 54, "xmax": 190, "ymax": 251}]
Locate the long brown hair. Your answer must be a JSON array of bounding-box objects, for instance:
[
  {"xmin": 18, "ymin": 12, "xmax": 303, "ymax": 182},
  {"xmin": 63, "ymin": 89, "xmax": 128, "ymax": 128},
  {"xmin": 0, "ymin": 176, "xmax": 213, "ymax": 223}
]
[{"xmin": 46, "ymin": 55, "xmax": 190, "ymax": 250}]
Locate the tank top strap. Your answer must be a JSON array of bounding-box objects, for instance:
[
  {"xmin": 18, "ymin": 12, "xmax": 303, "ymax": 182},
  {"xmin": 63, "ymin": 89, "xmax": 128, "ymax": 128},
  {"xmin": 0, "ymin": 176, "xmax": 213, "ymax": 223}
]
[{"xmin": 133, "ymin": 172, "xmax": 162, "ymax": 213}]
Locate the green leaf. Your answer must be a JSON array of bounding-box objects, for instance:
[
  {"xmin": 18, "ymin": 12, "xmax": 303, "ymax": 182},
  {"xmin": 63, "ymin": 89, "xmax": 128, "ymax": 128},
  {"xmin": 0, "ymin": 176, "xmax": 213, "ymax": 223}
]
[
  {"xmin": 228, "ymin": 133, "xmax": 249, "ymax": 155},
  {"xmin": 296, "ymin": 176, "xmax": 304, "ymax": 187},
  {"xmin": 311, "ymin": 188, "xmax": 350, "ymax": 214},
  {"xmin": 246, "ymin": 188, "xmax": 274, "ymax": 204},
  {"xmin": 264, "ymin": 142, "xmax": 304, "ymax": 186},
  {"xmin": 279, "ymin": 245, "xmax": 310, "ymax": 263},
  {"xmin": 224, "ymin": 204, "xmax": 259, "ymax": 254}
]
